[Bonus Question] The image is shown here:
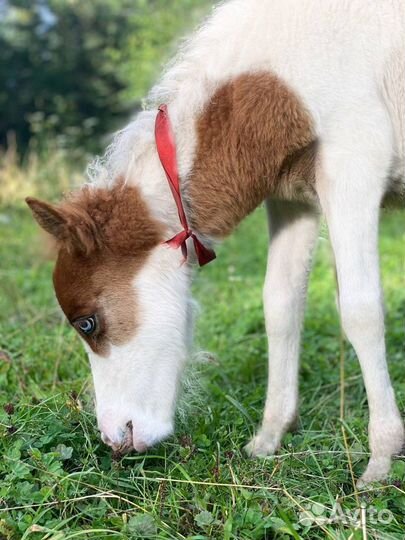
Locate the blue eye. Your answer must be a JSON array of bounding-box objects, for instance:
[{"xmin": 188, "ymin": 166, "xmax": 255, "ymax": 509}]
[{"xmin": 75, "ymin": 316, "xmax": 97, "ymax": 336}]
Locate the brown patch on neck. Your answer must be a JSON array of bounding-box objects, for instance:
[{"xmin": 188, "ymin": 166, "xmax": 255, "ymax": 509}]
[
  {"xmin": 186, "ymin": 72, "xmax": 317, "ymax": 237},
  {"xmin": 53, "ymin": 182, "xmax": 163, "ymax": 356}
]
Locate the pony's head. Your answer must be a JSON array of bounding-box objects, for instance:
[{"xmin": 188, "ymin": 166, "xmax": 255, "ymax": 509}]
[{"xmin": 26, "ymin": 180, "xmax": 192, "ymax": 453}]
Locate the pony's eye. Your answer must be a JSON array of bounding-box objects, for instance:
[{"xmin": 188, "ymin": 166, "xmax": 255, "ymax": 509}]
[{"xmin": 74, "ymin": 316, "xmax": 97, "ymax": 336}]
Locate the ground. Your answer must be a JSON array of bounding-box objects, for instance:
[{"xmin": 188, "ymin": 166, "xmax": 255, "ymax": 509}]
[{"xmin": 0, "ymin": 202, "xmax": 405, "ymax": 539}]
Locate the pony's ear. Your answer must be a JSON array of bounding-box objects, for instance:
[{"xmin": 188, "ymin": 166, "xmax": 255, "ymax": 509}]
[
  {"xmin": 26, "ymin": 196, "xmax": 100, "ymax": 254},
  {"xmin": 26, "ymin": 197, "xmax": 68, "ymax": 240}
]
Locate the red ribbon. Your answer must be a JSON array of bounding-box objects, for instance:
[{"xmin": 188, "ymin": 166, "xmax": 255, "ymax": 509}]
[{"xmin": 155, "ymin": 104, "xmax": 216, "ymax": 267}]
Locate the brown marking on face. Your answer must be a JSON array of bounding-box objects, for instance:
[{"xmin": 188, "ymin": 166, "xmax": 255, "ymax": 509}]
[
  {"xmin": 27, "ymin": 181, "xmax": 164, "ymax": 355},
  {"xmin": 186, "ymin": 72, "xmax": 317, "ymax": 237}
]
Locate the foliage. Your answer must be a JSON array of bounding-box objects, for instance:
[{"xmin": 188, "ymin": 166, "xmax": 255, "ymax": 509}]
[
  {"xmin": 0, "ymin": 135, "xmax": 83, "ymax": 206},
  {"xmin": 1, "ymin": 172, "xmax": 405, "ymax": 537},
  {"xmin": 0, "ymin": 0, "xmax": 211, "ymax": 154}
]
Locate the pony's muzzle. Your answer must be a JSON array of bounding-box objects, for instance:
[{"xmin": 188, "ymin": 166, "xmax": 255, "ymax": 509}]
[
  {"xmin": 100, "ymin": 420, "xmax": 148, "ymax": 454},
  {"xmin": 99, "ymin": 411, "xmax": 174, "ymax": 455}
]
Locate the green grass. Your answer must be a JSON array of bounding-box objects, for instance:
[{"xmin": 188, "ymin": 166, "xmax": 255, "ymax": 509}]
[{"xmin": 1, "ymin": 200, "xmax": 405, "ymax": 539}]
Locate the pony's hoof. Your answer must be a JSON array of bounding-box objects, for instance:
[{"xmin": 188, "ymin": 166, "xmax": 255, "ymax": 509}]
[
  {"xmin": 356, "ymin": 457, "xmax": 391, "ymax": 488},
  {"xmin": 244, "ymin": 433, "xmax": 279, "ymax": 458}
]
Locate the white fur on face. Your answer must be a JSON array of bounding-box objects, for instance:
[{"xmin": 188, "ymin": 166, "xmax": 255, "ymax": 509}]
[{"xmin": 84, "ymin": 245, "xmax": 192, "ymax": 451}]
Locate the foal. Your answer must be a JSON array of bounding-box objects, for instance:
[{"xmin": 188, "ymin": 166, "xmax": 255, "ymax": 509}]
[{"xmin": 27, "ymin": 0, "xmax": 405, "ymax": 485}]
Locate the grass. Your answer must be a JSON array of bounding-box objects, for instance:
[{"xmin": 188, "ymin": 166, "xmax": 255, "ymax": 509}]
[{"xmin": 1, "ymin": 173, "xmax": 405, "ymax": 538}]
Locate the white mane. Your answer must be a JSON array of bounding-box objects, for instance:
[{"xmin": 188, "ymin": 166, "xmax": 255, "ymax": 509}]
[{"xmin": 86, "ymin": 110, "xmax": 157, "ymax": 188}]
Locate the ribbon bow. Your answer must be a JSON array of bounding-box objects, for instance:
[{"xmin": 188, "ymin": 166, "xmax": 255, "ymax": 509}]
[{"xmin": 155, "ymin": 104, "xmax": 216, "ymax": 267}]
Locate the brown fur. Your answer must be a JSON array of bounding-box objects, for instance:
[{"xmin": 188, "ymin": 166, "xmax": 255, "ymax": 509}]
[
  {"xmin": 27, "ymin": 181, "xmax": 164, "ymax": 355},
  {"xmin": 276, "ymin": 142, "xmax": 318, "ymax": 201},
  {"xmin": 186, "ymin": 72, "xmax": 317, "ymax": 237}
]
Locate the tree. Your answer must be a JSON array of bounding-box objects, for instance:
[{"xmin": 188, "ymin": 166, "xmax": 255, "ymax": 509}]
[{"xmin": 0, "ymin": 0, "xmax": 211, "ymax": 154}]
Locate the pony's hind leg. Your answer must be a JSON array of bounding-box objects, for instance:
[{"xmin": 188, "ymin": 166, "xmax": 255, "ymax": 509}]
[
  {"xmin": 316, "ymin": 106, "xmax": 404, "ymax": 486},
  {"xmin": 245, "ymin": 200, "xmax": 320, "ymax": 457}
]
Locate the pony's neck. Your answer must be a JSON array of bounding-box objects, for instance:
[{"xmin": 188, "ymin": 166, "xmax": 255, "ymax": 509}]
[
  {"xmin": 96, "ymin": 1, "xmax": 318, "ymax": 243},
  {"xmin": 174, "ymin": 72, "xmax": 316, "ymax": 239},
  {"xmin": 119, "ymin": 0, "xmax": 317, "ymax": 241}
]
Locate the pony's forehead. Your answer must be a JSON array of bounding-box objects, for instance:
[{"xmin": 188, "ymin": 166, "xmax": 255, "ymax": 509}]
[{"xmin": 64, "ymin": 181, "xmax": 164, "ymax": 254}]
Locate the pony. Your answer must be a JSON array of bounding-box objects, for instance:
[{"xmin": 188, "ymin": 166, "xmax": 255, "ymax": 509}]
[{"xmin": 27, "ymin": 0, "xmax": 405, "ymax": 486}]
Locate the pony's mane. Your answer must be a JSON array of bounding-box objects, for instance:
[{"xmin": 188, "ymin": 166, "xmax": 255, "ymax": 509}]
[{"xmin": 86, "ymin": 110, "xmax": 156, "ymax": 188}]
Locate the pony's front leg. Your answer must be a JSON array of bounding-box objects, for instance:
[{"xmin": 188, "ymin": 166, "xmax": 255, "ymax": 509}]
[
  {"xmin": 316, "ymin": 110, "xmax": 404, "ymax": 486},
  {"xmin": 246, "ymin": 200, "xmax": 319, "ymax": 457}
]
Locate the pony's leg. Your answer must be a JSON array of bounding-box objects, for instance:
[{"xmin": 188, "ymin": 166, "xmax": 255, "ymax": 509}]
[
  {"xmin": 246, "ymin": 200, "xmax": 320, "ymax": 457},
  {"xmin": 316, "ymin": 111, "xmax": 404, "ymax": 486}
]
